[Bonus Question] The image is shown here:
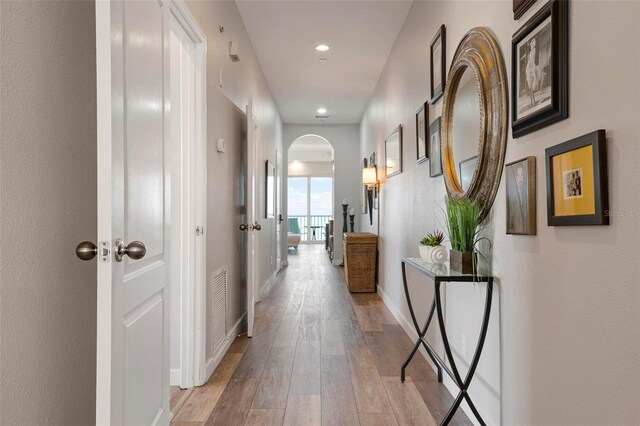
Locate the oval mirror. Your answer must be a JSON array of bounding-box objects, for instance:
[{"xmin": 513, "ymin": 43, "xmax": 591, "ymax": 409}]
[{"xmin": 441, "ymin": 27, "xmax": 508, "ymax": 221}]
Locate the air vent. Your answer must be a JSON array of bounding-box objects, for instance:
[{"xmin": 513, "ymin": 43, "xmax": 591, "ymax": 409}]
[
  {"xmin": 208, "ymin": 267, "xmax": 228, "ymax": 359},
  {"xmin": 315, "ymin": 115, "xmax": 330, "ymax": 119}
]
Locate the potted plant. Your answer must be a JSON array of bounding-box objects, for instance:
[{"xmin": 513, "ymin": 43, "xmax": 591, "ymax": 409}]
[
  {"xmin": 419, "ymin": 230, "xmax": 448, "ymax": 264},
  {"xmin": 444, "ymin": 197, "xmax": 487, "ymax": 274}
]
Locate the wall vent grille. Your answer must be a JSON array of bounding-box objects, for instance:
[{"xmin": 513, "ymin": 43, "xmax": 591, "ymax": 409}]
[{"xmin": 208, "ymin": 267, "xmax": 228, "ymax": 359}]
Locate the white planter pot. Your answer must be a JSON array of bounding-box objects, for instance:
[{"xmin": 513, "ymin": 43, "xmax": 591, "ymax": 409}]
[{"xmin": 418, "ymin": 245, "xmax": 448, "ymax": 264}]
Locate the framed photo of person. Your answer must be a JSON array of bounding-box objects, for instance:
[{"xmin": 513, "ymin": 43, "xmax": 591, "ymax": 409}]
[
  {"xmin": 416, "ymin": 102, "xmax": 429, "ymax": 164},
  {"xmin": 513, "ymin": 0, "xmax": 537, "ymax": 20},
  {"xmin": 428, "ymin": 117, "xmax": 442, "ymax": 177},
  {"xmin": 511, "ymin": 0, "xmax": 568, "ymax": 138},
  {"xmin": 459, "ymin": 156, "xmax": 478, "ymax": 192},
  {"xmin": 545, "ymin": 130, "xmax": 609, "ymax": 226},
  {"xmin": 506, "ymin": 157, "xmax": 536, "ymax": 235},
  {"xmin": 430, "ymin": 25, "xmax": 446, "ymax": 103}
]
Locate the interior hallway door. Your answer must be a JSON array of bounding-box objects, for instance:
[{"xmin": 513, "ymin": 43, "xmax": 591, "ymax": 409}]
[
  {"xmin": 245, "ymin": 100, "xmax": 260, "ymax": 337},
  {"xmin": 95, "ymin": 0, "xmax": 170, "ymax": 424}
]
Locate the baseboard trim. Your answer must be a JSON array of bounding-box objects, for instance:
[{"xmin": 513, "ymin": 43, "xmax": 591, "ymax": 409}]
[
  {"xmin": 169, "ymin": 369, "xmax": 182, "ymax": 387},
  {"xmin": 376, "ymin": 285, "xmax": 488, "ymax": 426},
  {"xmin": 204, "ymin": 312, "xmax": 246, "ymax": 382}
]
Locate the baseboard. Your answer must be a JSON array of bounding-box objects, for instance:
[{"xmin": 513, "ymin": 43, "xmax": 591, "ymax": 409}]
[
  {"xmin": 169, "ymin": 369, "xmax": 182, "ymax": 387},
  {"xmin": 204, "ymin": 312, "xmax": 246, "ymax": 382},
  {"xmin": 376, "ymin": 285, "xmax": 488, "ymax": 426},
  {"xmin": 332, "ymin": 258, "xmax": 343, "ymax": 266}
]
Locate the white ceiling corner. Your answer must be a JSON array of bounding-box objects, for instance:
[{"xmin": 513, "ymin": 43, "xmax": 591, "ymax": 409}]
[{"xmin": 236, "ymin": 0, "xmax": 413, "ymax": 124}]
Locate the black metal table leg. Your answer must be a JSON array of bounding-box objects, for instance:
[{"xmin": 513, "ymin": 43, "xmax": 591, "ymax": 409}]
[{"xmin": 400, "ymin": 262, "xmax": 442, "ymax": 383}]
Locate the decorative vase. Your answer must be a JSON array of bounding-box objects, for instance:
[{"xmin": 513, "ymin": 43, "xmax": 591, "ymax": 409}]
[
  {"xmin": 449, "ymin": 250, "xmax": 477, "ymax": 274},
  {"xmin": 419, "ymin": 245, "xmax": 448, "ymax": 264}
]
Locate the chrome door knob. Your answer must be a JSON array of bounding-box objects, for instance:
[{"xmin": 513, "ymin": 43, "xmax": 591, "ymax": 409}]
[
  {"xmin": 253, "ymin": 223, "xmax": 262, "ymax": 231},
  {"xmin": 115, "ymin": 240, "xmax": 146, "ymax": 262},
  {"xmin": 239, "ymin": 223, "xmax": 248, "ymax": 231},
  {"xmin": 76, "ymin": 241, "xmax": 98, "ymax": 261}
]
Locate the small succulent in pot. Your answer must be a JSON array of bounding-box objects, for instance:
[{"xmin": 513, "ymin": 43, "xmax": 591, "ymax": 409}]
[
  {"xmin": 420, "ymin": 230, "xmax": 445, "ymax": 247},
  {"xmin": 419, "ymin": 230, "xmax": 447, "ymax": 264}
]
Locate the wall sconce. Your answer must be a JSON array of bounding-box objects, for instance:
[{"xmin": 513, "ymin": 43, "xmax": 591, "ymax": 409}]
[{"xmin": 362, "ymin": 166, "xmax": 379, "ymax": 226}]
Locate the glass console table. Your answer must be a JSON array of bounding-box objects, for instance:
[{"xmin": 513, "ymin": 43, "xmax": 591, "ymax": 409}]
[{"xmin": 400, "ymin": 257, "xmax": 494, "ymax": 426}]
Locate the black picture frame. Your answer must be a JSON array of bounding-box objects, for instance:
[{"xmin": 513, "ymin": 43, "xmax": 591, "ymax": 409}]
[
  {"xmin": 265, "ymin": 160, "xmax": 275, "ymax": 219},
  {"xmin": 545, "ymin": 130, "xmax": 609, "ymax": 226},
  {"xmin": 430, "ymin": 25, "xmax": 446, "ymax": 104},
  {"xmin": 511, "ymin": 0, "xmax": 568, "ymax": 138},
  {"xmin": 416, "ymin": 102, "xmax": 429, "ymax": 164},
  {"xmin": 428, "ymin": 117, "xmax": 442, "ymax": 178},
  {"xmin": 506, "ymin": 156, "xmax": 537, "ymax": 235},
  {"xmin": 385, "ymin": 125, "xmax": 403, "ymax": 178},
  {"xmin": 513, "ymin": 0, "xmax": 537, "ymax": 19}
]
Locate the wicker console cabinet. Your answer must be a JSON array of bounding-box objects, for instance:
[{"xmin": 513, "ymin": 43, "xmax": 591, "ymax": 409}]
[{"xmin": 343, "ymin": 233, "xmax": 378, "ymax": 293}]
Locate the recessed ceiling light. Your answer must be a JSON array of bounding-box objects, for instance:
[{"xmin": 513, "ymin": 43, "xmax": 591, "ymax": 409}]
[
  {"xmin": 316, "ymin": 107, "xmax": 327, "ymax": 114},
  {"xmin": 315, "ymin": 44, "xmax": 330, "ymax": 52}
]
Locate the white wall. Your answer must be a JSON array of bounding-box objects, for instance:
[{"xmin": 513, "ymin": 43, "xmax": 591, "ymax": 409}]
[
  {"xmin": 0, "ymin": 2, "xmax": 97, "ymax": 423},
  {"xmin": 288, "ymin": 160, "xmax": 333, "ymax": 177},
  {"xmin": 360, "ymin": 1, "xmax": 640, "ymax": 425},
  {"xmin": 185, "ymin": 1, "xmax": 284, "ymax": 336},
  {"xmin": 284, "ymin": 125, "xmax": 361, "ymax": 264}
]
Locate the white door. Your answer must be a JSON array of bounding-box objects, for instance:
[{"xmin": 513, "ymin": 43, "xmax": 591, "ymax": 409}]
[
  {"xmin": 245, "ymin": 101, "xmax": 259, "ymax": 337},
  {"xmin": 96, "ymin": 1, "xmax": 170, "ymax": 424}
]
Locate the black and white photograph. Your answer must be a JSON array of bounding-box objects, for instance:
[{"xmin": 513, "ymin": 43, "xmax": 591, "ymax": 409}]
[
  {"xmin": 430, "ymin": 25, "xmax": 446, "ymax": 103},
  {"xmin": 511, "ymin": 0, "xmax": 568, "ymax": 138},
  {"xmin": 515, "ymin": 16, "xmax": 551, "ymax": 121},
  {"xmin": 506, "ymin": 157, "xmax": 536, "ymax": 235},
  {"xmin": 563, "ymin": 168, "xmax": 583, "ymax": 199},
  {"xmin": 429, "ymin": 117, "xmax": 442, "ymax": 177}
]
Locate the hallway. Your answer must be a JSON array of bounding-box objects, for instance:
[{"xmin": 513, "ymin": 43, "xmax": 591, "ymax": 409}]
[{"xmin": 171, "ymin": 245, "xmax": 470, "ymax": 425}]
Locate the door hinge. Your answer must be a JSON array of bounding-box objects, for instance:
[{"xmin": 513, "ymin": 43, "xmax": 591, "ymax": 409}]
[
  {"xmin": 99, "ymin": 241, "xmax": 110, "ymax": 263},
  {"xmin": 195, "ymin": 226, "xmax": 204, "ymax": 236}
]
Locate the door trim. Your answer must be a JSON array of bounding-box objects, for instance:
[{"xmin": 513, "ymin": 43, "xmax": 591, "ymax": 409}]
[{"xmin": 168, "ymin": 0, "xmax": 208, "ymax": 388}]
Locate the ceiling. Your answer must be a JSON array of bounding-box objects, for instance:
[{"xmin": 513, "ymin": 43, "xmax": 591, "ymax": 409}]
[
  {"xmin": 236, "ymin": 1, "xmax": 413, "ymax": 124},
  {"xmin": 288, "ymin": 134, "xmax": 334, "ymax": 161}
]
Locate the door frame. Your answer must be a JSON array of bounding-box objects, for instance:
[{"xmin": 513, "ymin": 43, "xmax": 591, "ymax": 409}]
[{"xmin": 168, "ymin": 0, "xmax": 208, "ymax": 388}]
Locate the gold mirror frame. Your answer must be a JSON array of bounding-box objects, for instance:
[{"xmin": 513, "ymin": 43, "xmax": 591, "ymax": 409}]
[{"xmin": 441, "ymin": 27, "xmax": 508, "ymax": 221}]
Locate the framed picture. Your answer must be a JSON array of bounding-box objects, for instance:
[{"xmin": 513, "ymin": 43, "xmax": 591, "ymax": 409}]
[
  {"xmin": 428, "ymin": 117, "xmax": 442, "ymax": 178},
  {"xmin": 369, "ymin": 151, "xmax": 376, "ymax": 167},
  {"xmin": 545, "ymin": 130, "xmax": 609, "ymax": 226},
  {"xmin": 512, "ymin": 0, "xmax": 568, "ymax": 138},
  {"xmin": 513, "ymin": 0, "xmax": 537, "ymax": 20},
  {"xmin": 430, "ymin": 25, "xmax": 446, "ymax": 103},
  {"xmin": 416, "ymin": 102, "xmax": 429, "ymax": 164},
  {"xmin": 385, "ymin": 125, "xmax": 403, "ymax": 178},
  {"xmin": 506, "ymin": 156, "xmax": 536, "ymax": 235},
  {"xmin": 459, "ymin": 156, "xmax": 478, "ymax": 192},
  {"xmin": 265, "ymin": 160, "xmax": 275, "ymax": 218}
]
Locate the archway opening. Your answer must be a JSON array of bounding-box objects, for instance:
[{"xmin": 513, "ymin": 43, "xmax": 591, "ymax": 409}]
[{"xmin": 287, "ymin": 135, "xmax": 335, "ymax": 250}]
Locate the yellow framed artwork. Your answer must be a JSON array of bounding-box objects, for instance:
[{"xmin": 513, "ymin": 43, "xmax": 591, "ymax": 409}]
[{"xmin": 545, "ymin": 130, "xmax": 609, "ymax": 226}]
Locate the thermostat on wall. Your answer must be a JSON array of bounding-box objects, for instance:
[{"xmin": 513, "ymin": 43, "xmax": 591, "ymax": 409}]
[{"xmin": 216, "ymin": 138, "xmax": 225, "ymax": 153}]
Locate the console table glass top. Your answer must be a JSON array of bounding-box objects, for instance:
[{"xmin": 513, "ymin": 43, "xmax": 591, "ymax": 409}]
[{"xmin": 402, "ymin": 257, "xmax": 492, "ymax": 281}]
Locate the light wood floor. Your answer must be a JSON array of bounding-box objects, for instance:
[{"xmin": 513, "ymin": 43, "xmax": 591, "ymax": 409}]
[{"xmin": 171, "ymin": 244, "xmax": 471, "ymax": 426}]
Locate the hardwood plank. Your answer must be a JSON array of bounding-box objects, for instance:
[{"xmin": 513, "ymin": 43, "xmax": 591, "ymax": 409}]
[
  {"xmin": 245, "ymin": 409, "xmax": 285, "ymax": 426},
  {"xmin": 298, "ymin": 311, "xmax": 321, "ymax": 342},
  {"xmin": 346, "ymin": 347, "xmax": 393, "ymax": 414},
  {"xmin": 228, "ymin": 335, "xmax": 251, "ymax": 354},
  {"xmin": 171, "ymin": 422, "xmax": 205, "ymax": 426},
  {"xmin": 174, "ymin": 352, "xmax": 243, "ymax": 422},
  {"xmin": 354, "ymin": 305, "xmax": 383, "ymax": 332},
  {"xmin": 252, "ymin": 346, "xmax": 296, "ymax": 409},
  {"xmin": 381, "ymin": 377, "xmax": 437, "ymax": 426},
  {"xmin": 171, "ymin": 386, "xmax": 193, "ymax": 418},
  {"xmin": 272, "ymin": 315, "xmax": 301, "ymax": 348},
  {"xmin": 205, "ymin": 378, "xmax": 259, "ymax": 426},
  {"xmin": 358, "ymin": 413, "xmax": 399, "ymax": 426},
  {"xmin": 289, "ymin": 341, "xmax": 321, "ymax": 395},
  {"xmin": 321, "ymin": 355, "xmax": 360, "ymax": 425},
  {"xmin": 283, "ymin": 394, "xmax": 321, "ymax": 426},
  {"xmin": 321, "ymin": 319, "xmax": 345, "ymax": 356}
]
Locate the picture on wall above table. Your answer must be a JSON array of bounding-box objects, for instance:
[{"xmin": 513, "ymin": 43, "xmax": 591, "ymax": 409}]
[
  {"xmin": 459, "ymin": 156, "xmax": 478, "ymax": 192},
  {"xmin": 513, "ymin": 0, "xmax": 537, "ymax": 19},
  {"xmin": 429, "ymin": 117, "xmax": 442, "ymax": 177},
  {"xmin": 512, "ymin": 0, "xmax": 568, "ymax": 138},
  {"xmin": 385, "ymin": 125, "xmax": 403, "ymax": 178},
  {"xmin": 265, "ymin": 160, "xmax": 275, "ymax": 218},
  {"xmin": 416, "ymin": 102, "xmax": 429, "ymax": 164},
  {"xmin": 506, "ymin": 156, "xmax": 536, "ymax": 235},
  {"xmin": 430, "ymin": 25, "xmax": 446, "ymax": 103},
  {"xmin": 545, "ymin": 130, "xmax": 609, "ymax": 226}
]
